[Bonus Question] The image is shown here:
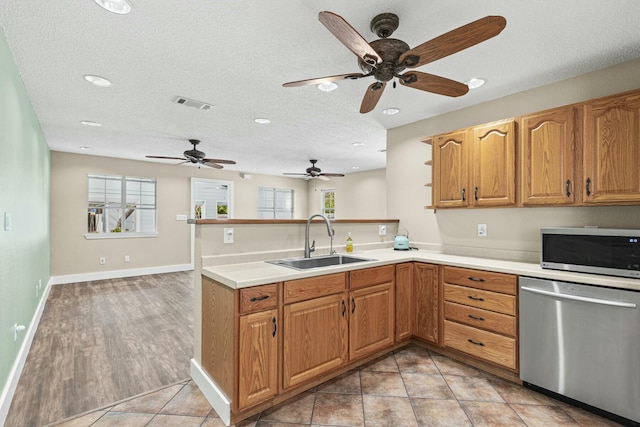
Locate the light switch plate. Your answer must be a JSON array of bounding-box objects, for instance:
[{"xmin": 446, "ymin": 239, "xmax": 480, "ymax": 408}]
[
  {"xmin": 478, "ymin": 223, "xmax": 487, "ymax": 237},
  {"xmin": 4, "ymin": 212, "xmax": 12, "ymax": 231},
  {"xmin": 224, "ymin": 228, "xmax": 234, "ymax": 244},
  {"xmin": 378, "ymin": 225, "xmax": 387, "ymax": 236},
  {"xmin": 176, "ymin": 214, "xmax": 188, "ymax": 221}
]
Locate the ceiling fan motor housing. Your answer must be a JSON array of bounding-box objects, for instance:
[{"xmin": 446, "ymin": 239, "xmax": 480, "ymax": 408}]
[{"xmin": 359, "ymin": 38, "xmax": 410, "ymax": 82}]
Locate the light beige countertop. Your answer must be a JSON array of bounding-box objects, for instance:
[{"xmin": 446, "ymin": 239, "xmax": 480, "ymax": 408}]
[{"xmin": 201, "ymin": 248, "xmax": 640, "ymax": 292}]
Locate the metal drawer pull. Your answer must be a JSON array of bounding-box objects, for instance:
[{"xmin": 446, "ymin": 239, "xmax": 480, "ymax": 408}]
[
  {"xmin": 249, "ymin": 295, "xmax": 270, "ymax": 302},
  {"xmin": 272, "ymin": 317, "xmax": 277, "ymax": 337},
  {"xmin": 351, "ymin": 297, "xmax": 356, "ymax": 313},
  {"xmin": 566, "ymin": 179, "xmax": 571, "ymax": 197},
  {"xmin": 461, "ymin": 188, "xmax": 466, "ymax": 201},
  {"xmin": 468, "ymin": 277, "xmax": 485, "ymax": 282},
  {"xmin": 586, "ymin": 177, "xmax": 592, "ymax": 196},
  {"xmin": 521, "ymin": 286, "xmax": 637, "ymax": 308},
  {"xmin": 342, "ymin": 299, "xmax": 346, "ymax": 317},
  {"xmin": 467, "ymin": 339, "xmax": 485, "ymax": 346},
  {"xmin": 467, "ymin": 295, "xmax": 485, "ymax": 301},
  {"xmin": 468, "ymin": 314, "xmax": 485, "ymax": 321}
]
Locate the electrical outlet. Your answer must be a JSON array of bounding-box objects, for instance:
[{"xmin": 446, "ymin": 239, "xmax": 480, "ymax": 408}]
[
  {"xmin": 99, "ymin": 257, "xmax": 106, "ymax": 265},
  {"xmin": 379, "ymin": 225, "xmax": 387, "ymax": 236},
  {"xmin": 224, "ymin": 228, "xmax": 234, "ymax": 244},
  {"xmin": 478, "ymin": 224, "xmax": 487, "ymax": 237},
  {"xmin": 124, "ymin": 255, "xmax": 130, "ymax": 263}
]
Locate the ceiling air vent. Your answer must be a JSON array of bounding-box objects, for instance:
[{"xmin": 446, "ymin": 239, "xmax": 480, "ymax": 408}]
[{"xmin": 171, "ymin": 96, "xmax": 213, "ymax": 111}]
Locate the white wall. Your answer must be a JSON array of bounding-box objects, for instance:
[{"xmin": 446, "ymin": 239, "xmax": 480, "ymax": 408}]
[{"xmin": 387, "ymin": 58, "xmax": 640, "ymax": 261}]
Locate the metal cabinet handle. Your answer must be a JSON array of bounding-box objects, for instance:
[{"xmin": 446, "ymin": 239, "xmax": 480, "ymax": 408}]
[
  {"xmin": 467, "ymin": 339, "xmax": 485, "ymax": 346},
  {"xmin": 468, "ymin": 277, "xmax": 485, "ymax": 282},
  {"xmin": 272, "ymin": 317, "xmax": 277, "ymax": 337},
  {"xmin": 586, "ymin": 177, "xmax": 591, "ymax": 196},
  {"xmin": 566, "ymin": 179, "xmax": 571, "ymax": 197},
  {"xmin": 468, "ymin": 314, "xmax": 485, "ymax": 321},
  {"xmin": 474, "ymin": 186, "xmax": 479, "ymax": 201},
  {"xmin": 461, "ymin": 188, "xmax": 466, "ymax": 201},
  {"xmin": 342, "ymin": 299, "xmax": 346, "ymax": 317},
  {"xmin": 467, "ymin": 295, "xmax": 485, "ymax": 301},
  {"xmin": 249, "ymin": 295, "xmax": 270, "ymax": 302},
  {"xmin": 351, "ymin": 296, "xmax": 356, "ymax": 313}
]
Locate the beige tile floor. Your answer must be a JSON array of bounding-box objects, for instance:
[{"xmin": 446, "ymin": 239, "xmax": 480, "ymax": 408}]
[{"xmin": 48, "ymin": 345, "xmax": 622, "ymax": 427}]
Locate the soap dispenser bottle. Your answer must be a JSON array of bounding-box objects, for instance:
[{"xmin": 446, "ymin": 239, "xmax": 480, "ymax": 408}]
[{"xmin": 346, "ymin": 232, "xmax": 353, "ymax": 253}]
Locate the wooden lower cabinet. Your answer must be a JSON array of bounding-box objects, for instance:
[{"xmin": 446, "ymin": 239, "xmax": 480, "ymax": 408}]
[
  {"xmin": 349, "ymin": 282, "xmax": 394, "ymax": 360},
  {"xmin": 283, "ymin": 292, "xmax": 348, "ymax": 389},
  {"xmin": 413, "ymin": 263, "xmax": 440, "ymax": 344},
  {"xmin": 395, "ymin": 263, "xmax": 413, "ymax": 341},
  {"xmin": 238, "ymin": 309, "xmax": 278, "ymax": 410},
  {"xmin": 441, "ymin": 266, "xmax": 518, "ymax": 372}
]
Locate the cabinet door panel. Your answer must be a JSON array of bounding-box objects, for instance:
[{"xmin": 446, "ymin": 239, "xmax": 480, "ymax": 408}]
[
  {"xmin": 472, "ymin": 120, "xmax": 516, "ymax": 206},
  {"xmin": 283, "ymin": 293, "xmax": 348, "ymax": 389},
  {"xmin": 395, "ymin": 263, "xmax": 413, "ymax": 342},
  {"xmin": 520, "ymin": 108, "xmax": 576, "ymax": 205},
  {"xmin": 413, "ymin": 263, "xmax": 439, "ymax": 344},
  {"xmin": 583, "ymin": 92, "xmax": 640, "ymax": 204},
  {"xmin": 349, "ymin": 282, "xmax": 394, "ymax": 360},
  {"xmin": 238, "ymin": 309, "xmax": 278, "ymax": 410},
  {"xmin": 433, "ymin": 131, "xmax": 469, "ymax": 208}
]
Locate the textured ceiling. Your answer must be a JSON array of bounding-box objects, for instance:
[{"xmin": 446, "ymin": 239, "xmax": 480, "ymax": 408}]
[{"xmin": 1, "ymin": 1, "xmax": 640, "ymax": 177}]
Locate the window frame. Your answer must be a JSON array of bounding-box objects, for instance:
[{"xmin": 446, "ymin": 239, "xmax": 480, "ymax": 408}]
[
  {"xmin": 258, "ymin": 187, "xmax": 294, "ymax": 219},
  {"xmin": 85, "ymin": 174, "xmax": 158, "ymax": 239},
  {"xmin": 321, "ymin": 188, "xmax": 335, "ymax": 219}
]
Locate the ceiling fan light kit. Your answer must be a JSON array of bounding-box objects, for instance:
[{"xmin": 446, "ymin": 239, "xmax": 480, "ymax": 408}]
[
  {"xmin": 283, "ymin": 11, "xmax": 506, "ymax": 113},
  {"xmin": 94, "ymin": 0, "xmax": 132, "ymax": 15}
]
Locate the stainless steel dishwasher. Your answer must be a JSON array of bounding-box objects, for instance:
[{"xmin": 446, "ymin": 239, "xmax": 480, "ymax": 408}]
[{"xmin": 519, "ymin": 276, "xmax": 640, "ymax": 426}]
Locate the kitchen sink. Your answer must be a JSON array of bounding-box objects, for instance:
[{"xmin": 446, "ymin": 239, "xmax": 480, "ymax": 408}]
[{"xmin": 266, "ymin": 254, "xmax": 374, "ymax": 270}]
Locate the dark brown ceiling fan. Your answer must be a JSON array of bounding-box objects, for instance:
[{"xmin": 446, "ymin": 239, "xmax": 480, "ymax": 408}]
[
  {"xmin": 284, "ymin": 159, "xmax": 345, "ymax": 181},
  {"xmin": 145, "ymin": 139, "xmax": 236, "ymax": 169},
  {"xmin": 283, "ymin": 11, "xmax": 506, "ymax": 113}
]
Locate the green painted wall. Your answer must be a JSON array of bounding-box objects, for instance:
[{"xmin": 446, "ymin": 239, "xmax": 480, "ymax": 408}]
[{"xmin": 0, "ymin": 26, "xmax": 50, "ymax": 396}]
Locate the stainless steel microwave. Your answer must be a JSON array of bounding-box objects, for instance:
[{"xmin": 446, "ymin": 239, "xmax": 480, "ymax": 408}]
[{"xmin": 541, "ymin": 227, "xmax": 640, "ymax": 279}]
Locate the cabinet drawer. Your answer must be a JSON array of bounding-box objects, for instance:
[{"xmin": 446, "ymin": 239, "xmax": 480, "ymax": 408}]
[
  {"xmin": 444, "ymin": 266, "xmax": 516, "ymax": 295},
  {"xmin": 350, "ymin": 265, "xmax": 394, "ymax": 290},
  {"xmin": 444, "ymin": 284, "xmax": 516, "ymax": 316},
  {"xmin": 240, "ymin": 284, "xmax": 278, "ymax": 314},
  {"xmin": 444, "ymin": 320, "xmax": 516, "ymax": 370},
  {"xmin": 284, "ymin": 273, "xmax": 346, "ymax": 304},
  {"xmin": 444, "ymin": 301, "xmax": 516, "ymax": 337}
]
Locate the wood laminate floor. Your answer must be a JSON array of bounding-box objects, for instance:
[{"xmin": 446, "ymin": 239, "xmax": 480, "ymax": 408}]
[{"xmin": 5, "ymin": 271, "xmax": 194, "ymax": 427}]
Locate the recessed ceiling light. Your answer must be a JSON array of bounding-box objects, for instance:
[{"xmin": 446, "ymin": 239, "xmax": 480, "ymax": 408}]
[
  {"xmin": 81, "ymin": 120, "xmax": 102, "ymax": 127},
  {"xmin": 378, "ymin": 149, "xmax": 387, "ymax": 153},
  {"xmin": 317, "ymin": 82, "xmax": 338, "ymax": 92},
  {"xmin": 79, "ymin": 146, "xmax": 93, "ymax": 150},
  {"xmin": 465, "ymin": 78, "xmax": 486, "ymax": 89},
  {"xmin": 382, "ymin": 107, "xmax": 400, "ymax": 115},
  {"xmin": 254, "ymin": 118, "xmax": 271, "ymax": 124},
  {"xmin": 352, "ymin": 166, "xmax": 360, "ymax": 170},
  {"xmin": 83, "ymin": 75, "xmax": 113, "ymax": 87},
  {"xmin": 94, "ymin": 0, "xmax": 132, "ymax": 14},
  {"xmin": 352, "ymin": 142, "xmax": 365, "ymax": 147}
]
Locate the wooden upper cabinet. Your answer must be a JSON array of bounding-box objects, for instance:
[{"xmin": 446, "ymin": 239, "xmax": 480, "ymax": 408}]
[
  {"xmin": 520, "ymin": 107, "xmax": 578, "ymax": 205},
  {"xmin": 583, "ymin": 91, "xmax": 640, "ymax": 204},
  {"xmin": 433, "ymin": 130, "xmax": 469, "ymax": 208},
  {"xmin": 471, "ymin": 119, "xmax": 516, "ymax": 207}
]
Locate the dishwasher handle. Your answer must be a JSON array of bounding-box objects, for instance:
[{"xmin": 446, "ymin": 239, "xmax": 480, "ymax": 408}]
[{"xmin": 521, "ymin": 286, "xmax": 637, "ymax": 308}]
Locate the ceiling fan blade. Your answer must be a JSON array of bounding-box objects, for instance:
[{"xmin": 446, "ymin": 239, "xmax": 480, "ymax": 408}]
[
  {"xmin": 399, "ymin": 16, "xmax": 506, "ymax": 68},
  {"xmin": 283, "ymin": 173, "xmax": 308, "ymax": 176},
  {"xmin": 283, "ymin": 73, "xmax": 367, "ymax": 88},
  {"xmin": 201, "ymin": 161, "xmax": 223, "ymax": 169},
  {"xmin": 318, "ymin": 11, "xmax": 382, "ymax": 66},
  {"xmin": 317, "ymin": 175, "xmax": 330, "ymax": 181},
  {"xmin": 320, "ymin": 173, "xmax": 345, "ymax": 177},
  {"xmin": 399, "ymin": 72, "xmax": 469, "ymax": 97},
  {"xmin": 146, "ymin": 155, "xmax": 187, "ymax": 160},
  {"xmin": 360, "ymin": 82, "xmax": 386, "ymax": 113},
  {"xmin": 203, "ymin": 158, "xmax": 236, "ymax": 165}
]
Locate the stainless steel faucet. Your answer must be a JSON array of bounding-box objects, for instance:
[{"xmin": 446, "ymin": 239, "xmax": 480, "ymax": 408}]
[{"xmin": 304, "ymin": 214, "xmax": 335, "ymax": 258}]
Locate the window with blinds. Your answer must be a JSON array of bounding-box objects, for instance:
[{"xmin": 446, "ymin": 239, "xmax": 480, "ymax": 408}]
[
  {"xmin": 87, "ymin": 174, "xmax": 157, "ymax": 236},
  {"xmin": 258, "ymin": 187, "xmax": 293, "ymax": 219}
]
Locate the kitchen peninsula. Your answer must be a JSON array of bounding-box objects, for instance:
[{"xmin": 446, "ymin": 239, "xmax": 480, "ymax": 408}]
[{"xmin": 189, "ymin": 219, "xmax": 640, "ymax": 426}]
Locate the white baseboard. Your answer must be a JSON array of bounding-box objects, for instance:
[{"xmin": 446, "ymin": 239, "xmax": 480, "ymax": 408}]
[
  {"xmin": 50, "ymin": 263, "xmax": 193, "ymax": 285},
  {"xmin": 0, "ymin": 277, "xmax": 52, "ymax": 426},
  {"xmin": 190, "ymin": 359, "xmax": 230, "ymax": 426}
]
